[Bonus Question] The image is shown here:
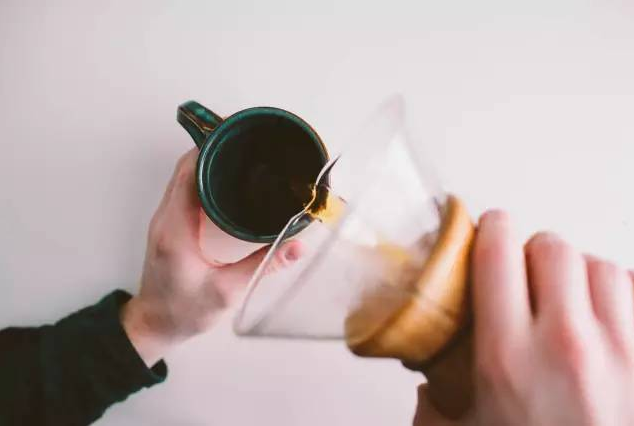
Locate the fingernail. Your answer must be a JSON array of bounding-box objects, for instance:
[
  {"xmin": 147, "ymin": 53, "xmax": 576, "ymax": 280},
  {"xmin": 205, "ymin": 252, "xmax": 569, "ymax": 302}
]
[
  {"xmin": 528, "ymin": 231, "xmax": 561, "ymax": 244},
  {"xmin": 524, "ymin": 231, "xmax": 564, "ymax": 256},
  {"xmin": 284, "ymin": 246, "xmax": 300, "ymax": 261},
  {"xmin": 479, "ymin": 209, "xmax": 510, "ymax": 228}
]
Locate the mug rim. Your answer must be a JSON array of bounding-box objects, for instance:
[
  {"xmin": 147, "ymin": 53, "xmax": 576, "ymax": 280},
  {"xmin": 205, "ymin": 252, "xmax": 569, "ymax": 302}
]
[{"xmin": 196, "ymin": 106, "xmax": 329, "ymax": 243}]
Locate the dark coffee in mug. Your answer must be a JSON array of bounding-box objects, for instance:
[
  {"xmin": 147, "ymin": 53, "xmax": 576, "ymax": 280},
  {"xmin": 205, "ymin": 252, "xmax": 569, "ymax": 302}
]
[
  {"xmin": 178, "ymin": 101, "xmax": 330, "ymax": 244},
  {"xmin": 213, "ymin": 117, "xmax": 326, "ymax": 235}
]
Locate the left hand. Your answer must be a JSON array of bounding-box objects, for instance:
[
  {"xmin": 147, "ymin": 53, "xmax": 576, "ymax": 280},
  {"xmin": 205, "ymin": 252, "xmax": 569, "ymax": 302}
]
[{"xmin": 121, "ymin": 148, "xmax": 302, "ymax": 367}]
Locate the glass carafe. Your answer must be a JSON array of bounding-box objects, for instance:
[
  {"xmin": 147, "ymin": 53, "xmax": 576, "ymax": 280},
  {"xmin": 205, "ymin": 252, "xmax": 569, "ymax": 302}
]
[{"xmin": 234, "ymin": 95, "xmax": 476, "ymax": 418}]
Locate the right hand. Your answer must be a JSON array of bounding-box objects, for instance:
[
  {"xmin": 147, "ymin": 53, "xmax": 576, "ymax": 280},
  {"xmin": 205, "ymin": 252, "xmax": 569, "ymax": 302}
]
[{"xmin": 415, "ymin": 211, "xmax": 634, "ymax": 426}]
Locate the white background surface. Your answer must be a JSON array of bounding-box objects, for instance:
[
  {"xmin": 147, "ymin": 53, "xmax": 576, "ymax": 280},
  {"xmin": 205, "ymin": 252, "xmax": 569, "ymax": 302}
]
[{"xmin": 1, "ymin": 1, "xmax": 633, "ymax": 425}]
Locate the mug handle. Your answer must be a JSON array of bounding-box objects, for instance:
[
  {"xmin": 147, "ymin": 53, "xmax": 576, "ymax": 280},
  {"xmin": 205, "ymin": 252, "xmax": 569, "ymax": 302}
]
[{"xmin": 177, "ymin": 101, "xmax": 223, "ymax": 148}]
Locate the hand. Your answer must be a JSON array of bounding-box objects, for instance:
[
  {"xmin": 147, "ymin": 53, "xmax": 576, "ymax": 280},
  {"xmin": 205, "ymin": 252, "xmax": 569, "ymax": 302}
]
[
  {"xmin": 121, "ymin": 149, "xmax": 302, "ymax": 367},
  {"xmin": 415, "ymin": 211, "xmax": 634, "ymax": 426}
]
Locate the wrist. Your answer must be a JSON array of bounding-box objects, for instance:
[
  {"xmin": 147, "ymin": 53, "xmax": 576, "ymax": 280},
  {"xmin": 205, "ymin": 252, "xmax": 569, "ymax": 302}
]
[{"xmin": 120, "ymin": 296, "xmax": 182, "ymax": 367}]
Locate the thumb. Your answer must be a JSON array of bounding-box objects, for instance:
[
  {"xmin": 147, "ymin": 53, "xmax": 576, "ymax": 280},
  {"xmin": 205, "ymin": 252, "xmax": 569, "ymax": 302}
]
[
  {"xmin": 230, "ymin": 239, "xmax": 303, "ymax": 276},
  {"xmin": 413, "ymin": 384, "xmax": 460, "ymax": 426},
  {"xmin": 213, "ymin": 240, "xmax": 304, "ymax": 300}
]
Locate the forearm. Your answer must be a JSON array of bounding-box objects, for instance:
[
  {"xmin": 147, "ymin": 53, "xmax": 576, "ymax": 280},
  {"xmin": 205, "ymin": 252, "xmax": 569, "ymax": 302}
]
[
  {"xmin": 0, "ymin": 290, "xmax": 167, "ymax": 426},
  {"xmin": 120, "ymin": 295, "xmax": 184, "ymax": 368}
]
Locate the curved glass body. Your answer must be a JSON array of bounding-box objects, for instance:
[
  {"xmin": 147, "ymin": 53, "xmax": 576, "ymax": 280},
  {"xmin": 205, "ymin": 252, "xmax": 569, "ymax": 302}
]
[{"xmin": 234, "ymin": 96, "xmax": 448, "ymax": 343}]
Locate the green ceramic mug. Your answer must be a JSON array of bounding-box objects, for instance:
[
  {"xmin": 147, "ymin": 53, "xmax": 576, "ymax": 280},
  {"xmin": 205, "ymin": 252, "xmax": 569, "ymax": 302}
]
[{"xmin": 177, "ymin": 100, "xmax": 329, "ymax": 264}]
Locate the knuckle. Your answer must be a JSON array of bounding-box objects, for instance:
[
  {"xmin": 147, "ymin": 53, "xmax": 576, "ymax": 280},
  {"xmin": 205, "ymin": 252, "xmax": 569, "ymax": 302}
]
[
  {"xmin": 151, "ymin": 229, "xmax": 174, "ymax": 257},
  {"xmin": 546, "ymin": 316, "xmax": 589, "ymax": 377},
  {"xmin": 476, "ymin": 345, "xmax": 516, "ymax": 389}
]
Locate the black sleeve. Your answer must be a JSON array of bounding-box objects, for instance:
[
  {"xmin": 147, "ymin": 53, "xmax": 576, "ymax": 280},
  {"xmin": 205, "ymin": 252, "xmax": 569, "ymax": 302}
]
[{"xmin": 0, "ymin": 290, "xmax": 167, "ymax": 426}]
